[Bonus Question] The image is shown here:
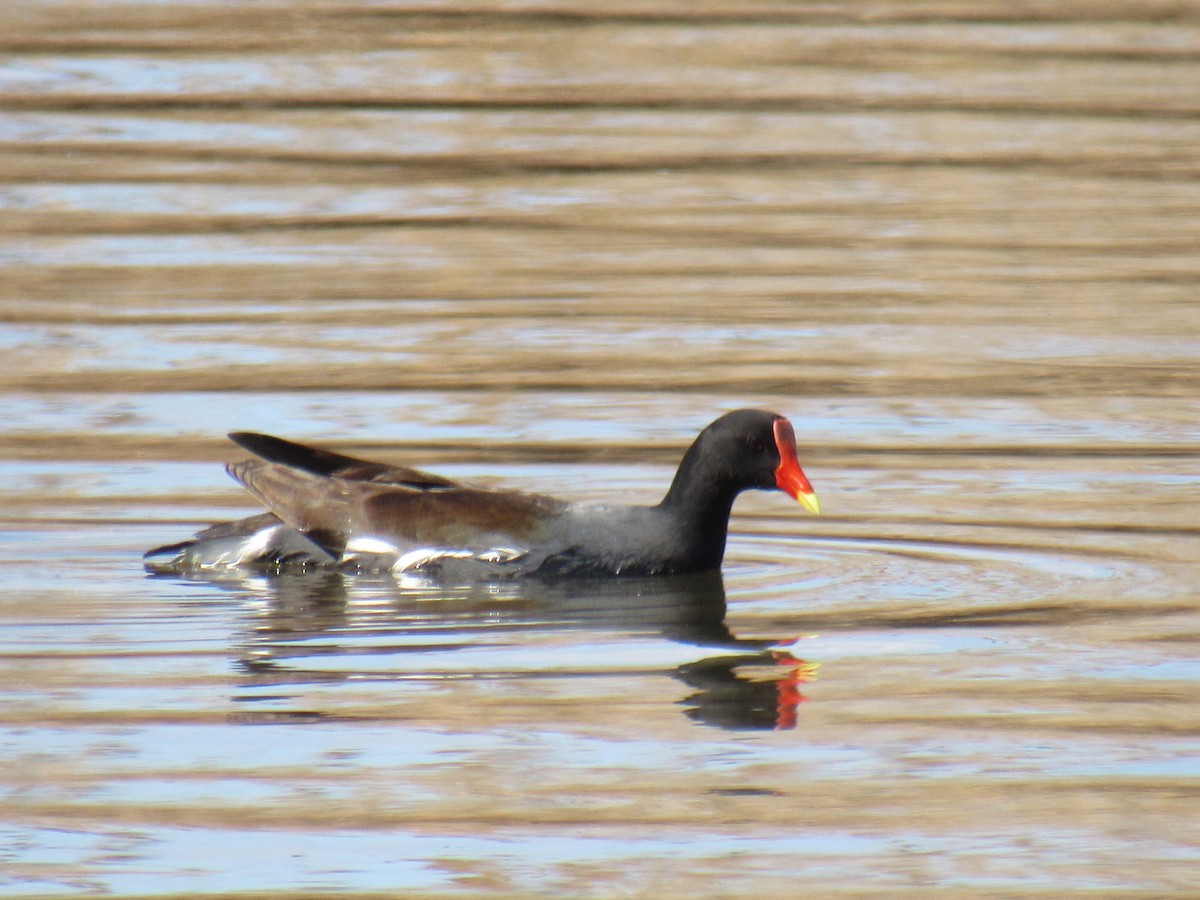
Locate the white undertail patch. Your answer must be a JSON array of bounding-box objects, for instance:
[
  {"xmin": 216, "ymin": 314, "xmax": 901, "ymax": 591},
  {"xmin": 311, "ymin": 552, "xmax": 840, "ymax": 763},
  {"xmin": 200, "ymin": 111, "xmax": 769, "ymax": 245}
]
[{"xmin": 213, "ymin": 524, "xmax": 281, "ymax": 568}]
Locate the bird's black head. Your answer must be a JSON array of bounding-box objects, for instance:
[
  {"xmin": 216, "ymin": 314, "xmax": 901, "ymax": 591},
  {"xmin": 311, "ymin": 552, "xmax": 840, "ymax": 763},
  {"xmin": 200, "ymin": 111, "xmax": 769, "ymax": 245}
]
[{"xmin": 662, "ymin": 409, "xmax": 820, "ymax": 515}]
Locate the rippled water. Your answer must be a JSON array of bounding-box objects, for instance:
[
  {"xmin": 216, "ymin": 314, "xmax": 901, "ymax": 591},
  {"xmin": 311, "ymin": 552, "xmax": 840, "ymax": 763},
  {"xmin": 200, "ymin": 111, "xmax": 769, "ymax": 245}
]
[{"xmin": 3, "ymin": 2, "xmax": 1200, "ymax": 897}]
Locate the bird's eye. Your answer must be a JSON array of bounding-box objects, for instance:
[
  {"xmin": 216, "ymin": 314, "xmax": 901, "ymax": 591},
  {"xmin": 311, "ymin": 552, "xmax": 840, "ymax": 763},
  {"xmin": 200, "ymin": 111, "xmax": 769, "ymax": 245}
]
[{"xmin": 747, "ymin": 437, "xmax": 765, "ymax": 453}]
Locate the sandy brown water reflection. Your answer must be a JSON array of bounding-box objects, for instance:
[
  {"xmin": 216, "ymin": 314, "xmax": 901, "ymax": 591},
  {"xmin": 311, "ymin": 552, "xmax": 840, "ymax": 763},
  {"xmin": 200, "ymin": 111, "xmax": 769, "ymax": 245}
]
[{"xmin": 3, "ymin": 1, "xmax": 1200, "ymax": 896}]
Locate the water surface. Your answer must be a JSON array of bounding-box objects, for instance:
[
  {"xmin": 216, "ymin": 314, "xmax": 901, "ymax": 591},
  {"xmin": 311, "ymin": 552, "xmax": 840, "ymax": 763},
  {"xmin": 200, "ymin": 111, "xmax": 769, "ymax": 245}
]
[{"xmin": 2, "ymin": 2, "xmax": 1199, "ymax": 897}]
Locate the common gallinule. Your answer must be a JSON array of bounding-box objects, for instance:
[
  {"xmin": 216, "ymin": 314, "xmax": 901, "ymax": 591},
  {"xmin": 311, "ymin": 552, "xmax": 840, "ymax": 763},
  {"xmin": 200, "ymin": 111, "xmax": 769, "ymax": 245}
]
[{"xmin": 145, "ymin": 409, "xmax": 820, "ymax": 578}]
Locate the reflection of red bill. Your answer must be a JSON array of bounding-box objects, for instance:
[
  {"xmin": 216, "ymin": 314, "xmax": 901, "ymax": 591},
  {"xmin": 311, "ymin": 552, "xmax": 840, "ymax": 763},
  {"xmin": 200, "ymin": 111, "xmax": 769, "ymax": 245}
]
[
  {"xmin": 773, "ymin": 418, "xmax": 821, "ymax": 516},
  {"xmin": 770, "ymin": 652, "xmax": 820, "ymax": 731}
]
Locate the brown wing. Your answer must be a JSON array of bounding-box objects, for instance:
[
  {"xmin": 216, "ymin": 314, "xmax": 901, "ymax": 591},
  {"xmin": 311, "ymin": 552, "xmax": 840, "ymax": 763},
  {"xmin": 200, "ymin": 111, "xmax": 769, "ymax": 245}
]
[
  {"xmin": 361, "ymin": 484, "xmax": 566, "ymax": 547},
  {"xmin": 227, "ymin": 457, "xmax": 567, "ymax": 559},
  {"xmin": 228, "ymin": 432, "xmax": 458, "ymax": 490}
]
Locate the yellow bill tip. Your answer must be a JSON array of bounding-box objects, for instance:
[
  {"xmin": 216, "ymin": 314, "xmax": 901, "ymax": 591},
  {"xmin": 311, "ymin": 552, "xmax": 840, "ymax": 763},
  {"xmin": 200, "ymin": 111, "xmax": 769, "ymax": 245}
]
[{"xmin": 798, "ymin": 490, "xmax": 821, "ymax": 516}]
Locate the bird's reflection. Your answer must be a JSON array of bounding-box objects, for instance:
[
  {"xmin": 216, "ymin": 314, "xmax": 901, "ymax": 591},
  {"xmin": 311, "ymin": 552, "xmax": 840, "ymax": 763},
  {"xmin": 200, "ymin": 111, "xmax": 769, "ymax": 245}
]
[
  {"xmin": 676, "ymin": 652, "xmax": 817, "ymax": 731},
  {"xmin": 168, "ymin": 569, "xmax": 816, "ymax": 731}
]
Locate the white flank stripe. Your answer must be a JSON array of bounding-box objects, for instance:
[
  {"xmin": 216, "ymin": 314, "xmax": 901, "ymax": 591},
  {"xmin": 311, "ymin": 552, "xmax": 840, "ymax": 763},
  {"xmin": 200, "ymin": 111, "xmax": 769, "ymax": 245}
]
[
  {"xmin": 392, "ymin": 546, "xmax": 529, "ymax": 573},
  {"xmin": 345, "ymin": 536, "xmax": 401, "ymax": 556}
]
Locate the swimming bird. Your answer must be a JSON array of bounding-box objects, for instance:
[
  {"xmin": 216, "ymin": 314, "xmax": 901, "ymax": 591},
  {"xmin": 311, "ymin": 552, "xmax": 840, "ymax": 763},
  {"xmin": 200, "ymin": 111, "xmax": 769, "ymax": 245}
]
[{"xmin": 145, "ymin": 409, "xmax": 820, "ymax": 578}]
